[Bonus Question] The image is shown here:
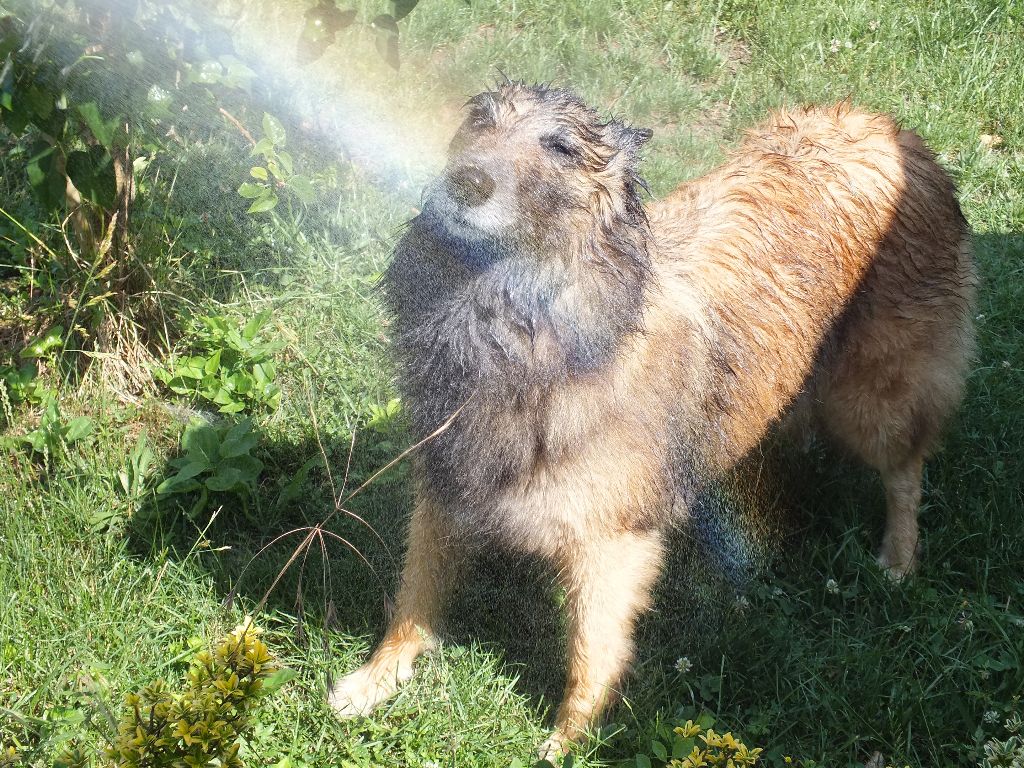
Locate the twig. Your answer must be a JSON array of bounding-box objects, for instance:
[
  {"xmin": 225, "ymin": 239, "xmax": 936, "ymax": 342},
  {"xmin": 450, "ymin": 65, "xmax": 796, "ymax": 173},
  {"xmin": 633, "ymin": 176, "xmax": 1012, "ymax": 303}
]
[{"xmin": 219, "ymin": 107, "xmax": 256, "ymax": 147}]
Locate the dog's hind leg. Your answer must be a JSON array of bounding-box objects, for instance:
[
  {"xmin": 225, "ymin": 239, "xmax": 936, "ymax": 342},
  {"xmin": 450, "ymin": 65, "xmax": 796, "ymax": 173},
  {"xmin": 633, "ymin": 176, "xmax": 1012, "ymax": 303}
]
[
  {"xmin": 818, "ymin": 318, "xmax": 968, "ymax": 580},
  {"xmin": 329, "ymin": 496, "xmax": 457, "ymax": 717},
  {"xmin": 877, "ymin": 454, "xmax": 925, "ymax": 577},
  {"xmin": 539, "ymin": 529, "xmax": 665, "ymax": 759}
]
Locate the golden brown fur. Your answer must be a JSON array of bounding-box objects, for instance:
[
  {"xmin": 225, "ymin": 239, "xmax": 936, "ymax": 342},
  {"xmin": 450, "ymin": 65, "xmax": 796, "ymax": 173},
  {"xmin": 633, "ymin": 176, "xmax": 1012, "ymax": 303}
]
[{"xmin": 329, "ymin": 84, "xmax": 975, "ymax": 757}]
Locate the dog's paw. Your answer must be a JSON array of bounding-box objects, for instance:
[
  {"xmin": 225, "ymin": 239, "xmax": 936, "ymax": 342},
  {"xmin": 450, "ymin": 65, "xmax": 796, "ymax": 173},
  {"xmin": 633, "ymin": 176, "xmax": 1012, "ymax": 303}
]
[
  {"xmin": 876, "ymin": 545, "xmax": 918, "ymax": 582},
  {"xmin": 328, "ymin": 662, "xmax": 410, "ymax": 718},
  {"xmin": 536, "ymin": 731, "xmax": 570, "ymax": 765}
]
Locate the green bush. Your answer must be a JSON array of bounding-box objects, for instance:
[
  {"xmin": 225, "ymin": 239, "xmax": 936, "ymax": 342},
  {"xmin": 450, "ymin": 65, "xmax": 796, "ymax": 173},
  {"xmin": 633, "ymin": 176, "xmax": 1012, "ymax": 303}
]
[
  {"xmin": 156, "ymin": 419, "xmax": 264, "ymax": 520},
  {"xmin": 54, "ymin": 621, "xmax": 288, "ymax": 768},
  {"xmin": 154, "ymin": 312, "xmax": 283, "ymax": 415}
]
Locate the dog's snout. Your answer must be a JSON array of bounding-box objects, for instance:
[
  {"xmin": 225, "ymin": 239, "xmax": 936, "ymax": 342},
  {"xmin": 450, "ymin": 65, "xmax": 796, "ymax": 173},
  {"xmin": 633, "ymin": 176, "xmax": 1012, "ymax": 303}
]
[{"xmin": 448, "ymin": 165, "xmax": 495, "ymax": 208}]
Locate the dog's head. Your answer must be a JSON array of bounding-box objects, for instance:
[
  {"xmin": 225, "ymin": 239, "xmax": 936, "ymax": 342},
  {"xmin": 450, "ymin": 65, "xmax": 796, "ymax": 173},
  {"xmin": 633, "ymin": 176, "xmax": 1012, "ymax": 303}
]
[{"xmin": 423, "ymin": 81, "xmax": 652, "ymax": 260}]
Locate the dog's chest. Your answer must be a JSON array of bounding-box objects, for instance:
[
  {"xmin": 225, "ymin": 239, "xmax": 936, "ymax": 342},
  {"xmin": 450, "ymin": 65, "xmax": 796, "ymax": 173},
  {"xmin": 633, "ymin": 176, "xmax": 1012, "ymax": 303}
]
[{"xmin": 423, "ymin": 388, "xmax": 672, "ymax": 553}]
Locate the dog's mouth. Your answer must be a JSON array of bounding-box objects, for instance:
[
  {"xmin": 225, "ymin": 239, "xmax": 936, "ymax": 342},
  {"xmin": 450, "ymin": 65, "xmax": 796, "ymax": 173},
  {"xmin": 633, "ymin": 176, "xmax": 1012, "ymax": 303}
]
[{"xmin": 416, "ymin": 192, "xmax": 511, "ymax": 273}]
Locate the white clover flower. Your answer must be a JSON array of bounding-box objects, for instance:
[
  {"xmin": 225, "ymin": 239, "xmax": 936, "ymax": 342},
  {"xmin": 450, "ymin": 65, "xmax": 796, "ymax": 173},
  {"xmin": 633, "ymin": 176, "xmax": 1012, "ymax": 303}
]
[
  {"xmin": 826, "ymin": 578, "xmax": 840, "ymax": 594},
  {"xmin": 674, "ymin": 656, "xmax": 693, "ymax": 674}
]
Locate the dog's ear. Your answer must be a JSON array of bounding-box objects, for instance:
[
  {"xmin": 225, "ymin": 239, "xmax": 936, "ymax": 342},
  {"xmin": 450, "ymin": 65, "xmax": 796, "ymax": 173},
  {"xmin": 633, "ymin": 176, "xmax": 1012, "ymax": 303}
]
[{"xmin": 608, "ymin": 121, "xmax": 654, "ymax": 153}]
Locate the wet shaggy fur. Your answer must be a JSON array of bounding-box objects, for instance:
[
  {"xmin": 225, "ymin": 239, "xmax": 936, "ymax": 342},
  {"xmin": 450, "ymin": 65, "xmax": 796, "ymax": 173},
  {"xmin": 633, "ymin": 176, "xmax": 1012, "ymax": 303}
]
[{"xmin": 329, "ymin": 82, "xmax": 976, "ymax": 755}]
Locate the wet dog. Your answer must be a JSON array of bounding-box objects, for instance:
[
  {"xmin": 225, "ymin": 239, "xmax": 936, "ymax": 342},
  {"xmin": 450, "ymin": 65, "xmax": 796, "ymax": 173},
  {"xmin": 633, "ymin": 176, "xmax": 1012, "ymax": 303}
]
[{"xmin": 329, "ymin": 82, "xmax": 976, "ymax": 756}]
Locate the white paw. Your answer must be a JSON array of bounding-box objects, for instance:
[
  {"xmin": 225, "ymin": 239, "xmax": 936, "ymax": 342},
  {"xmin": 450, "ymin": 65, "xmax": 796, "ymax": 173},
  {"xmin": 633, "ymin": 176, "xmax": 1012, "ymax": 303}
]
[
  {"xmin": 537, "ymin": 731, "xmax": 569, "ymax": 765},
  {"xmin": 876, "ymin": 546, "xmax": 918, "ymax": 582},
  {"xmin": 328, "ymin": 662, "xmax": 409, "ymax": 718}
]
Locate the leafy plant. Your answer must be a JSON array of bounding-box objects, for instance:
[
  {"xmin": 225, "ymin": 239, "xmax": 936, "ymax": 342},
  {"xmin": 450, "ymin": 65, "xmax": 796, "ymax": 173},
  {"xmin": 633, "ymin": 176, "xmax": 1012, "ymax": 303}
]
[
  {"xmin": 668, "ymin": 720, "xmax": 763, "ymax": 767},
  {"xmin": 87, "ymin": 432, "xmax": 157, "ymax": 532},
  {"xmin": 53, "ymin": 621, "xmax": 289, "ymax": 768},
  {"xmin": 21, "ymin": 398, "xmax": 93, "ymax": 455},
  {"xmin": 154, "ymin": 312, "xmax": 283, "ymax": 414},
  {"xmin": 623, "ymin": 714, "xmax": 768, "ymax": 768},
  {"xmin": 238, "ymin": 113, "xmax": 316, "ymax": 215},
  {"xmin": 297, "ymin": 0, "xmax": 423, "ymax": 69},
  {"xmin": 0, "ymin": 361, "xmax": 54, "ymax": 408},
  {"xmin": 156, "ymin": 419, "xmax": 263, "ymax": 519},
  {"xmin": 0, "ymin": 0, "xmax": 260, "ymax": 385},
  {"xmin": 117, "ymin": 433, "xmax": 157, "ymax": 506},
  {"xmin": 982, "ymin": 712, "xmax": 1024, "ymax": 768},
  {"xmin": 0, "ymin": 324, "xmax": 63, "ymax": 411},
  {"xmin": 1, "ymin": 396, "xmax": 93, "ymax": 464}
]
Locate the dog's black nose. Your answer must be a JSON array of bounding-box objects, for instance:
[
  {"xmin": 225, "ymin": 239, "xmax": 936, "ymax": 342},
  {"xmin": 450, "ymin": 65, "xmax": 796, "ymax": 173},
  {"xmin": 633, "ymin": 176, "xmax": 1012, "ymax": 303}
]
[{"xmin": 448, "ymin": 165, "xmax": 495, "ymax": 208}]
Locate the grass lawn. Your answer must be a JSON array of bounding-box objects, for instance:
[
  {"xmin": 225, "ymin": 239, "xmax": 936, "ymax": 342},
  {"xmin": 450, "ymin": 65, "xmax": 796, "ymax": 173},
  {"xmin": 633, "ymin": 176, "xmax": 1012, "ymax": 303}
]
[{"xmin": 1, "ymin": 0, "xmax": 1022, "ymax": 766}]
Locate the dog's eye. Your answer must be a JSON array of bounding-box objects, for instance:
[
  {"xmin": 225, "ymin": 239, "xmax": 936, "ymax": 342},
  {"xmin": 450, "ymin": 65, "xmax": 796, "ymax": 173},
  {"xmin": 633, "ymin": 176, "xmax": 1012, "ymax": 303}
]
[{"xmin": 541, "ymin": 135, "xmax": 577, "ymax": 159}]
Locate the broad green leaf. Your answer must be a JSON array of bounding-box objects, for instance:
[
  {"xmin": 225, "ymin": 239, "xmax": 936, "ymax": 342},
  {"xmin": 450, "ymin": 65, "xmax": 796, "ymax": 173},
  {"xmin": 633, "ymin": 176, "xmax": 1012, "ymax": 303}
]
[
  {"xmin": 237, "ymin": 182, "xmax": 265, "ymax": 199},
  {"xmin": 204, "ymin": 466, "xmax": 246, "ymax": 492},
  {"xmin": 261, "ymin": 668, "xmax": 297, "ymax": 694},
  {"xmin": 63, "ymin": 416, "xmax": 93, "ymax": 443},
  {"xmin": 181, "ymin": 421, "xmax": 220, "ymax": 463},
  {"xmin": 247, "ymin": 193, "xmax": 279, "ymax": 214},
  {"xmin": 156, "ymin": 460, "xmax": 208, "ymax": 494},
  {"xmin": 204, "ymin": 349, "xmax": 222, "ymax": 375},
  {"xmin": 225, "ymin": 454, "xmax": 263, "ymax": 478},
  {"xmin": 193, "ymin": 59, "xmax": 224, "ymax": 84},
  {"xmin": 66, "ymin": 148, "xmax": 117, "ymax": 209},
  {"xmin": 230, "ymin": 373, "xmax": 253, "ymax": 395},
  {"xmin": 21, "ymin": 325, "xmax": 64, "ymax": 358},
  {"xmin": 286, "ymin": 174, "xmax": 315, "ymax": 203},
  {"xmin": 277, "ymin": 150, "xmax": 294, "ymax": 176},
  {"xmin": 220, "ymin": 421, "xmax": 257, "ymax": 458},
  {"xmin": 262, "ymin": 113, "xmax": 286, "ymax": 146},
  {"xmin": 393, "ymin": 0, "xmax": 420, "ymax": 21},
  {"xmin": 251, "ymin": 137, "xmax": 274, "ymax": 158},
  {"xmin": 224, "ymin": 328, "xmax": 249, "ymax": 352},
  {"xmin": 673, "ymin": 737, "xmax": 696, "ymax": 758},
  {"xmin": 76, "ymin": 102, "xmax": 114, "ymax": 149},
  {"xmin": 242, "ymin": 311, "xmax": 270, "ymax": 341},
  {"xmin": 25, "ymin": 147, "xmax": 64, "ymax": 211},
  {"xmin": 252, "ymin": 361, "xmax": 276, "ymax": 384},
  {"xmin": 202, "ymin": 315, "xmax": 230, "ymax": 335},
  {"xmin": 23, "ymin": 429, "xmax": 48, "ymax": 453},
  {"xmin": 211, "ymin": 386, "xmax": 237, "ymax": 406},
  {"xmin": 25, "ymin": 85, "xmax": 53, "ymax": 121},
  {"xmin": 250, "ymin": 166, "xmax": 268, "ymax": 181}
]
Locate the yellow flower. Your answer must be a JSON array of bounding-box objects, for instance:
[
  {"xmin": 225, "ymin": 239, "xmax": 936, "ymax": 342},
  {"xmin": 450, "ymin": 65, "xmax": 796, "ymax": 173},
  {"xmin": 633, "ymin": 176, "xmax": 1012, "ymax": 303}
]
[
  {"xmin": 675, "ymin": 720, "xmax": 703, "ymax": 738},
  {"xmin": 680, "ymin": 746, "xmax": 709, "ymax": 767}
]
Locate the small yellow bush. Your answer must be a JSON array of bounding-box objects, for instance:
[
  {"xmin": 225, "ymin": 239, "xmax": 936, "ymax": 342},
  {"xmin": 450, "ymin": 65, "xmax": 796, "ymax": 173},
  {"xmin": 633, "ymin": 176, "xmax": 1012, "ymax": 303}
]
[
  {"xmin": 55, "ymin": 621, "xmax": 281, "ymax": 768},
  {"xmin": 669, "ymin": 721, "xmax": 763, "ymax": 767}
]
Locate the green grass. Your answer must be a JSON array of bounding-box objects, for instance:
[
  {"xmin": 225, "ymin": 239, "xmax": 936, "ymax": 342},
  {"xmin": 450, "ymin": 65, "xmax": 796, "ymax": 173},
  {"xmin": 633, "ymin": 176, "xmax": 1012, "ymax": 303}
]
[{"xmin": 2, "ymin": 1, "xmax": 1023, "ymax": 767}]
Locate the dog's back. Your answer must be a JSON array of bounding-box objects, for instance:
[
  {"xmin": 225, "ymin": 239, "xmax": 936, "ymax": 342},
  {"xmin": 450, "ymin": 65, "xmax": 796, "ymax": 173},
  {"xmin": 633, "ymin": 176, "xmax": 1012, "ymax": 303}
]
[{"xmin": 651, "ymin": 103, "xmax": 975, "ymax": 575}]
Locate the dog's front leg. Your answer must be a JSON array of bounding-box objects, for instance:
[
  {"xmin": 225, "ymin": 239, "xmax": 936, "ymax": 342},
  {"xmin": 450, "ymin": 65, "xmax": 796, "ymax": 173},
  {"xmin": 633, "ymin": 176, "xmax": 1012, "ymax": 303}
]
[
  {"xmin": 329, "ymin": 496, "xmax": 457, "ymax": 717},
  {"xmin": 540, "ymin": 528, "xmax": 666, "ymax": 759}
]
